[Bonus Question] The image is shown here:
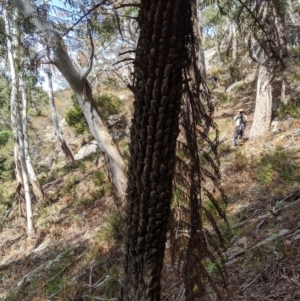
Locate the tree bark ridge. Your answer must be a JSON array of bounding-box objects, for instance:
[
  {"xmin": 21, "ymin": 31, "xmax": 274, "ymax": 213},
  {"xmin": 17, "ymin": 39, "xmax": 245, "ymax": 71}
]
[{"xmin": 123, "ymin": 0, "xmax": 190, "ymax": 300}]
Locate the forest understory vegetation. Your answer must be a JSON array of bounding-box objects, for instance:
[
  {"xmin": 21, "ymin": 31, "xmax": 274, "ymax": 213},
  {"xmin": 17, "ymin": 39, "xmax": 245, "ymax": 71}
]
[{"xmin": 1, "ymin": 51, "xmax": 300, "ymax": 300}]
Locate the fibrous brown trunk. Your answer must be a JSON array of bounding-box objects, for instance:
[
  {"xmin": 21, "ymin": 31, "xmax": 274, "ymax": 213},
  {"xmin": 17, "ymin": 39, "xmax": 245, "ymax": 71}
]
[{"xmin": 122, "ymin": 0, "xmax": 190, "ymax": 300}]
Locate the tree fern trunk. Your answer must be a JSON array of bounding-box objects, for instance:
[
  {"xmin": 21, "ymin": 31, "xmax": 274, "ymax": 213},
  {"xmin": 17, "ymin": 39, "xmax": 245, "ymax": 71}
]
[{"xmin": 122, "ymin": 0, "xmax": 191, "ymax": 300}]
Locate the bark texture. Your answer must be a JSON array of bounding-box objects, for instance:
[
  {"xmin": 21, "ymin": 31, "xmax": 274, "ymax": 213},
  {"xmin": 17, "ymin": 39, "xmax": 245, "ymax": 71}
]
[
  {"xmin": 249, "ymin": 56, "xmax": 273, "ymax": 139},
  {"xmin": 248, "ymin": 0, "xmax": 287, "ymax": 139},
  {"xmin": 122, "ymin": 1, "xmax": 190, "ymax": 300}
]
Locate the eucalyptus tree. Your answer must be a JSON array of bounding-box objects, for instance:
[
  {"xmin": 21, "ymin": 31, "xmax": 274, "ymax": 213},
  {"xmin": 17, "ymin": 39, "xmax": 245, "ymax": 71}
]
[
  {"xmin": 196, "ymin": 0, "xmax": 207, "ymax": 78},
  {"xmin": 19, "ymin": 74, "xmax": 45, "ymax": 203},
  {"xmin": 45, "ymin": 67, "xmax": 75, "ymax": 164},
  {"xmin": 83, "ymin": 5, "xmax": 138, "ymax": 88},
  {"xmin": 9, "ymin": 0, "xmax": 127, "ymax": 206},
  {"xmin": 240, "ymin": 0, "xmax": 288, "ymax": 138},
  {"xmin": 3, "ymin": 3, "xmax": 33, "ymax": 235},
  {"xmin": 13, "ymin": 10, "xmax": 45, "ymax": 203},
  {"xmin": 204, "ymin": 0, "xmax": 287, "ymax": 137},
  {"xmin": 200, "ymin": 0, "xmax": 243, "ymax": 84}
]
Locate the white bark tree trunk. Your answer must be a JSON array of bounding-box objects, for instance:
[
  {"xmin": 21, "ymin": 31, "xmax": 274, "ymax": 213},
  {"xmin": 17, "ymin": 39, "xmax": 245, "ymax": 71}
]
[
  {"xmin": 46, "ymin": 70, "xmax": 75, "ymax": 164},
  {"xmin": 9, "ymin": 0, "xmax": 127, "ymax": 206},
  {"xmin": 19, "ymin": 76, "xmax": 45, "ymax": 203},
  {"xmin": 4, "ymin": 4, "xmax": 33, "ymax": 235},
  {"xmin": 273, "ymin": 4, "xmax": 288, "ymax": 105},
  {"xmin": 249, "ymin": 55, "xmax": 273, "ymax": 139},
  {"xmin": 231, "ymin": 23, "xmax": 237, "ymax": 61},
  {"xmin": 281, "ymin": 74, "xmax": 287, "ymax": 105},
  {"xmin": 196, "ymin": 0, "xmax": 206, "ymax": 79}
]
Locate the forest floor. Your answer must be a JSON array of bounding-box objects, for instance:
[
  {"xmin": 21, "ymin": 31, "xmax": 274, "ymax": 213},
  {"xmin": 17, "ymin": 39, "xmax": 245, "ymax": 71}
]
[{"xmin": 1, "ymin": 60, "xmax": 300, "ymax": 300}]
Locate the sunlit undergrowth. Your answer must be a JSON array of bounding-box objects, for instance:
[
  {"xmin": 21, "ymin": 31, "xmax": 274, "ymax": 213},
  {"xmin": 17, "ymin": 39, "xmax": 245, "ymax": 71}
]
[
  {"xmin": 277, "ymin": 102, "xmax": 300, "ymax": 119},
  {"xmin": 227, "ymin": 147, "xmax": 300, "ymax": 187},
  {"xmin": 253, "ymin": 147, "xmax": 300, "ymax": 185}
]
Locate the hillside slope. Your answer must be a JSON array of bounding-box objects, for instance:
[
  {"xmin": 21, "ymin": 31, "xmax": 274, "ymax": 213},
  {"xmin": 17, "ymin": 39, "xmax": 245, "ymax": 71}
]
[{"xmin": 1, "ymin": 61, "xmax": 300, "ymax": 300}]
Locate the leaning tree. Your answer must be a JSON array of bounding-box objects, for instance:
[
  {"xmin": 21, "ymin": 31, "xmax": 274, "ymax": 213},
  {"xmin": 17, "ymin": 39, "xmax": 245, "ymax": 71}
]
[{"xmin": 9, "ymin": 0, "xmax": 127, "ymax": 207}]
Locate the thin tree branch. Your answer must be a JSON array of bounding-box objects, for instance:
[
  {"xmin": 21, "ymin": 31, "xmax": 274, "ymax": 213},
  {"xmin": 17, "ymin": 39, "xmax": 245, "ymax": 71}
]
[
  {"xmin": 119, "ymin": 49, "xmax": 136, "ymax": 56},
  {"xmin": 113, "ymin": 7, "xmax": 123, "ymax": 39},
  {"xmin": 236, "ymin": 0, "xmax": 270, "ymax": 43},
  {"xmin": 82, "ymin": 26, "xmax": 94, "ymax": 79},
  {"xmin": 61, "ymin": 1, "xmax": 107, "ymax": 38},
  {"xmin": 114, "ymin": 3, "xmax": 140, "ymax": 9}
]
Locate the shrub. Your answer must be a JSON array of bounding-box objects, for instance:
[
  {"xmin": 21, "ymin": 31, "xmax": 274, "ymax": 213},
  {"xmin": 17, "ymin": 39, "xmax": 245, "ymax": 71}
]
[
  {"xmin": 0, "ymin": 138, "xmax": 14, "ymax": 181},
  {"xmin": 63, "ymin": 175, "xmax": 80, "ymax": 194},
  {"xmin": 65, "ymin": 107, "xmax": 87, "ymax": 135},
  {"xmin": 277, "ymin": 102, "xmax": 300, "ymax": 119},
  {"xmin": 228, "ymin": 148, "xmax": 248, "ymax": 171},
  {"xmin": 91, "ymin": 170, "xmax": 112, "ymax": 199},
  {"xmin": 0, "ymin": 130, "xmax": 12, "ymax": 147},
  {"xmin": 97, "ymin": 212, "xmax": 123, "ymax": 244},
  {"xmin": 93, "ymin": 170, "xmax": 106, "ymax": 186},
  {"xmin": 216, "ymin": 92, "xmax": 231, "ymax": 104},
  {"xmin": 218, "ymin": 142, "xmax": 231, "ymax": 156},
  {"xmin": 0, "ymin": 186, "xmax": 12, "ymax": 216},
  {"xmin": 291, "ymin": 72, "xmax": 300, "ymax": 83},
  {"xmin": 95, "ymin": 93, "xmax": 122, "ymax": 120},
  {"xmin": 66, "ymin": 94, "xmax": 123, "ymax": 135},
  {"xmin": 255, "ymin": 148, "xmax": 300, "ymax": 185}
]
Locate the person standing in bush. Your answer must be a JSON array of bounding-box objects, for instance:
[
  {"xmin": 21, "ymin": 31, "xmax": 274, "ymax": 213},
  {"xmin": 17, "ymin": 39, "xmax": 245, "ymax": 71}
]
[{"xmin": 233, "ymin": 109, "xmax": 247, "ymax": 146}]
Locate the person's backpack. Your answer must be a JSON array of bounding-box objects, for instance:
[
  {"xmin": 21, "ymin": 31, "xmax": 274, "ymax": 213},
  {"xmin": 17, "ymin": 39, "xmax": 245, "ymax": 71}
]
[{"xmin": 237, "ymin": 114, "xmax": 246, "ymax": 126}]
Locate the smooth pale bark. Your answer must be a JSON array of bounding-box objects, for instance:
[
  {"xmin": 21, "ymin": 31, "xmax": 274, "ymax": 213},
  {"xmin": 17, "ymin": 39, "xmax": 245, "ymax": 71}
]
[
  {"xmin": 4, "ymin": 4, "xmax": 33, "ymax": 235},
  {"xmin": 231, "ymin": 23, "xmax": 237, "ymax": 61},
  {"xmin": 249, "ymin": 55, "xmax": 273, "ymax": 139},
  {"xmin": 288, "ymin": 0, "xmax": 298, "ymax": 25},
  {"xmin": 250, "ymin": 1, "xmax": 286, "ymax": 139},
  {"xmin": 46, "ymin": 71, "xmax": 75, "ymax": 164},
  {"xmin": 196, "ymin": 0, "xmax": 206, "ymax": 79},
  {"xmin": 19, "ymin": 76, "xmax": 45, "ymax": 203},
  {"xmin": 281, "ymin": 74, "xmax": 288, "ymax": 105},
  {"xmin": 9, "ymin": 0, "xmax": 127, "ymax": 205},
  {"xmin": 273, "ymin": 4, "xmax": 288, "ymax": 105}
]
